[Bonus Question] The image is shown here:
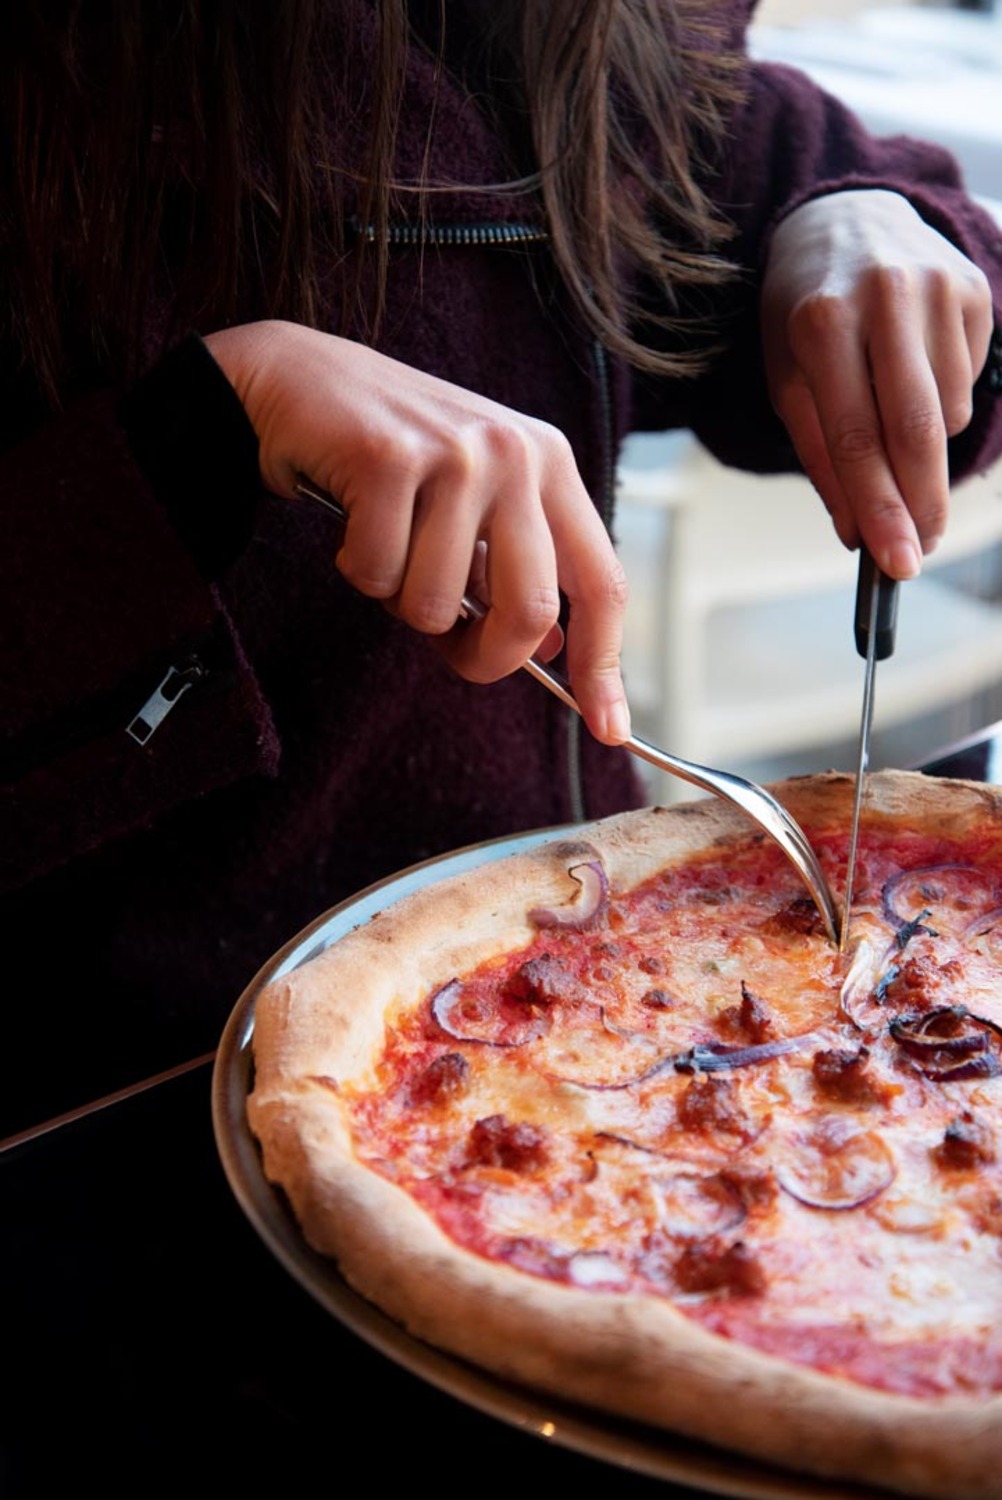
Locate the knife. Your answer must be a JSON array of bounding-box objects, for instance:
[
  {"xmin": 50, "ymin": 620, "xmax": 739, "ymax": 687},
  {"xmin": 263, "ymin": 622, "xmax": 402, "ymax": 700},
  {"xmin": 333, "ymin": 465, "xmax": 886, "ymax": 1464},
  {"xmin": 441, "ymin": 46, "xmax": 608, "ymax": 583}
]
[{"xmin": 840, "ymin": 547, "xmax": 900, "ymax": 951}]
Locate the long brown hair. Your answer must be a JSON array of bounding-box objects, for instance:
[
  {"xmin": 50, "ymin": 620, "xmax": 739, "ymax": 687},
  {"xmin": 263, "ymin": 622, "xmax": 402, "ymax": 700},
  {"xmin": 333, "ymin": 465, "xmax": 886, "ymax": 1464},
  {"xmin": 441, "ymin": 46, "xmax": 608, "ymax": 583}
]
[{"xmin": 1, "ymin": 1, "xmax": 743, "ymax": 406}]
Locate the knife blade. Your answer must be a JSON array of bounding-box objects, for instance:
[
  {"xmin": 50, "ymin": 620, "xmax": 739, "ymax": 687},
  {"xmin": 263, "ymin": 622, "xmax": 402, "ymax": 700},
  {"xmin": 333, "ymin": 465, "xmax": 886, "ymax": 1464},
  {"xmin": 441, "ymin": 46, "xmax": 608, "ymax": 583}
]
[{"xmin": 840, "ymin": 547, "xmax": 900, "ymax": 951}]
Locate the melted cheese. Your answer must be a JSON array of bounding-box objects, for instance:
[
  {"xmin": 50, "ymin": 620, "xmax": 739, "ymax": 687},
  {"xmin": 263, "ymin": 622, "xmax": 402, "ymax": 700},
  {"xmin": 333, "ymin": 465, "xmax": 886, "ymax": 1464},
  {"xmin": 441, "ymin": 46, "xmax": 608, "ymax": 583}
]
[{"xmin": 346, "ymin": 827, "xmax": 1002, "ymax": 1396}]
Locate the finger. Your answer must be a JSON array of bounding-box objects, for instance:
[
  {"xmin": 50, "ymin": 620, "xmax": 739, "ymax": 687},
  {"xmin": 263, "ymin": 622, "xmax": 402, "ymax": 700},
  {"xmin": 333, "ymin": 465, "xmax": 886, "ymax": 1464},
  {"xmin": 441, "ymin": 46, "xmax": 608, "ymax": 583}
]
[
  {"xmin": 562, "ymin": 589, "xmax": 631, "ymax": 746},
  {"xmin": 793, "ymin": 304, "xmax": 922, "ymax": 579},
  {"xmin": 542, "ymin": 457, "xmax": 631, "ymax": 745},
  {"xmin": 535, "ymin": 621, "xmax": 565, "ymax": 663},
  {"xmin": 335, "ymin": 483, "xmax": 415, "ymax": 600},
  {"xmin": 771, "ymin": 372, "xmax": 861, "ymax": 551},
  {"xmin": 868, "ymin": 300, "xmax": 950, "ymax": 557},
  {"xmin": 446, "ymin": 487, "xmax": 564, "ymax": 682},
  {"xmin": 390, "ymin": 450, "xmax": 495, "ymax": 636},
  {"xmin": 457, "ymin": 537, "xmax": 567, "ymax": 661},
  {"xmin": 924, "ymin": 273, "xmax": 985, "ymax": 437},
  {"xmin": 962, "ymin": 260, "xmax": 995, "ymax": 384}
]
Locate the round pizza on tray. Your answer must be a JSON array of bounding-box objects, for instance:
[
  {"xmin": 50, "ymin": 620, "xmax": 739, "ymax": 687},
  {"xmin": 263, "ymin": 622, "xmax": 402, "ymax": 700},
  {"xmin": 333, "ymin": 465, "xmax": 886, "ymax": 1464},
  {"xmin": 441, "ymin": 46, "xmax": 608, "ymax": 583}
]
[{"xmin": 247, "ymin": 769, "xmax": 1002, "ymax": 1500}]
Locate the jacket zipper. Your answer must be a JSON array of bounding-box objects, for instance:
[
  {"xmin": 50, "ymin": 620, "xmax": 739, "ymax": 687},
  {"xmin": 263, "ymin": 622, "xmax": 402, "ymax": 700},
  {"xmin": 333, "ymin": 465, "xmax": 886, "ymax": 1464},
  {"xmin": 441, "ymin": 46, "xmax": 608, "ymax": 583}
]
[
  {"xmin": 350, "ymin": 217, "xmax": 548, "ymax": 249},
  {"xmin": 1, "ymin": 653, "xmax": 211, "ymax": 783}
]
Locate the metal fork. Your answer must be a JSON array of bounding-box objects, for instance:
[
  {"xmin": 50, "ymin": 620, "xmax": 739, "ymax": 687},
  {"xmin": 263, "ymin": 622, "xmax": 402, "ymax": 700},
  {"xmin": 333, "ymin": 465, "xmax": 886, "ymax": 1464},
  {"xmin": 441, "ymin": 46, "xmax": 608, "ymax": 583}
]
[{"xmin": 294, "ymin": 477, "xmax": 841, "ymax": 945}]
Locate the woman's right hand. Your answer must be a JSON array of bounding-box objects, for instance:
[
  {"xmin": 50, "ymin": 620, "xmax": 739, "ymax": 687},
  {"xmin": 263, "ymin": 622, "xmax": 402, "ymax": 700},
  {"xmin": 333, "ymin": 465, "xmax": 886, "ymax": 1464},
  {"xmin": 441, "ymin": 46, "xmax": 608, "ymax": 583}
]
[{"xmin": 204, "ymin": 320, "xmax": 631, "ymax": 745}]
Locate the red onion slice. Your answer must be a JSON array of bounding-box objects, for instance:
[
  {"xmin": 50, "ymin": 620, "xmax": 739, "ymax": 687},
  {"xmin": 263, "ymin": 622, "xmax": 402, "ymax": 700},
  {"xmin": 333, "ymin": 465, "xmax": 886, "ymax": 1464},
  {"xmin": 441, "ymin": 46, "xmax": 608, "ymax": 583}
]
[
  {"xmin": 840, "ymin": 936, "xmax": 901, "ymax": 1032},
  {"xmin": 888, "ymin": 1005, "xmax": 1002, "ymax": 1080},
  {"xmin": 962, "ymin": 905, "xmax": 1002, "ymax": 962},
  {"xmin": 546, "ymin": 1030, "xmax": 816, "ymax": 1091},
  {"xmin": 529, "ymin": 859, "xmax": 609, "ymax": 931},
  {"xmin": 922, "ymin": 1053, "xmax": 1001, "ymax": 1083},
  {"xmin": 674, "ymin": 1034, "xmax": 817, "ymax": 1073},
  {"xmin": 650, "ymin": 1169, "xmax": 748, "ymax": 1239},
  {"xmin": 544, "ymin": 1048, "xmax": 677, "ymax": 1091},
  {"xmin": 430, "ymin": 979, "xmax": 551, "ymax": 1046},
  {"xmin": 776, "ymin": 1121, "xmax": 895, "ymax": 1210},
  {"xmin": 882, "ymin": 864, "xmax": 999, "ymax": 937},
  {"xmin": 889, "ymin": 1006, "xmax": 990, "ymax": 1055},
  {"xmin": 592, "ymin": 1137, "xmax": 748, "ymax": 1238}
]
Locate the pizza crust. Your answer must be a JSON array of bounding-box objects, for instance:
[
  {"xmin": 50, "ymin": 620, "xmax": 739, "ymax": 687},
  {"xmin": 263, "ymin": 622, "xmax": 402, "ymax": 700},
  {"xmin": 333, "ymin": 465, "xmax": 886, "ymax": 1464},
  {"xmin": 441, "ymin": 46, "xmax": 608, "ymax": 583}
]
[{"xmin": 248, "ymin": 771, "xmax": 1002, "ymax": 1500}]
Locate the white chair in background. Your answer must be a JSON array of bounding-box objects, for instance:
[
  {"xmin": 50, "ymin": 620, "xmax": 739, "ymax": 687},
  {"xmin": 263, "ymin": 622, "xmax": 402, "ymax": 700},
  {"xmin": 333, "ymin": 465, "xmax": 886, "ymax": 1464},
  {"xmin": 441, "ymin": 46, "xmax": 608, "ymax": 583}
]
[{"xmin": 615, "ymin": 431, "xmax": 1002, "ymax": 802}]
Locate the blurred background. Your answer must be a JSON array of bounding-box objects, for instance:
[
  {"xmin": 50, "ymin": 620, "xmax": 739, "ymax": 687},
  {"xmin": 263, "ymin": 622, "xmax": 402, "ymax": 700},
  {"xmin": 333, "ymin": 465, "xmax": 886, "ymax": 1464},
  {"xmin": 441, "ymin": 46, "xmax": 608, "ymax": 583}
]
[{"xmin": 615, "ymin": 0, "xmax": 1002, "ymax": 801}]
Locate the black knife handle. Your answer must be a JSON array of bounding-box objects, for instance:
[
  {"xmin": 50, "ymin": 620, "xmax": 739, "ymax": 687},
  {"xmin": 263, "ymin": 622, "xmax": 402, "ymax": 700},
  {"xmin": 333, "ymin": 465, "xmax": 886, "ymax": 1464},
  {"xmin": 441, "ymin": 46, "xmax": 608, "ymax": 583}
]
[{"xmin": 853, "ymin": 546, "xmax": 900, "ymax": 662}]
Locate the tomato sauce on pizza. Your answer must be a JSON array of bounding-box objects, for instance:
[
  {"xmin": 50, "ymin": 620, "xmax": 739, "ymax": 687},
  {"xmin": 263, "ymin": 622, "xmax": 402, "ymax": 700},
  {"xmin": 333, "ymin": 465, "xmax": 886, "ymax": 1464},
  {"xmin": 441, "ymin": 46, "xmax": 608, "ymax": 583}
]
[
  {"xmin": 342, "ymin": 823, "xmax": 1002, "ymax": 1400},
  {"xmin": 248, "ymin": 772, "xmax": 1002, "ymax": 1500}
]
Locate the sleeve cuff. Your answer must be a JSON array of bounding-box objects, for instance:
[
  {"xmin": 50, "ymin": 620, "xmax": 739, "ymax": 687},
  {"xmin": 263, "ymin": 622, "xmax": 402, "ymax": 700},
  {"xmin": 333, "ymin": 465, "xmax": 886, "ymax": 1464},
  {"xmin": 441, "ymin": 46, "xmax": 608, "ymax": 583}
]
[{"xmin": 118, "ymin": 331, "xmax": 263, "ymax": 578}]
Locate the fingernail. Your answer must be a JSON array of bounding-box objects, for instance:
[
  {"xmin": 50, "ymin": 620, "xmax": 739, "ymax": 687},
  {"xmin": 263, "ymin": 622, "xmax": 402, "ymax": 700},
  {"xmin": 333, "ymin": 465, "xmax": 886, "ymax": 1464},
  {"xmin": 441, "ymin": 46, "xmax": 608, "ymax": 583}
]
[
  {"xmin": 607, "ymin": 700, "xmax": 632, "ymax": 744},
  {"xmin": 886, "ymin": 541, "xmax": 922, "ymax": 579},
  {"xmin": 537, "ymin": 624, "xmax": 565, "ymax": 662}
]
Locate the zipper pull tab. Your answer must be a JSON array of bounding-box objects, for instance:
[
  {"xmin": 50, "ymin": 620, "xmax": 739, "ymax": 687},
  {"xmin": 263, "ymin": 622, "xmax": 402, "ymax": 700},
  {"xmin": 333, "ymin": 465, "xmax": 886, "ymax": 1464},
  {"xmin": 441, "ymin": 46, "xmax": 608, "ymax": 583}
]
[{"xmin": 126, "ymin": 658, "xmax": 206, "ymax": 745}]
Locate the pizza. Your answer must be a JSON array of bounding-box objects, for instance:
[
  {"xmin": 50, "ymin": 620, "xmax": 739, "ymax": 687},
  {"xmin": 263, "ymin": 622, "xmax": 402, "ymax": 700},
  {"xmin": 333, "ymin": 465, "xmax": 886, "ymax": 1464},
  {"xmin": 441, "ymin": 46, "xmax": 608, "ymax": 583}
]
[{"xmin": 247, "ymin": 769, "xmax": 1002, "ymax": 1499}]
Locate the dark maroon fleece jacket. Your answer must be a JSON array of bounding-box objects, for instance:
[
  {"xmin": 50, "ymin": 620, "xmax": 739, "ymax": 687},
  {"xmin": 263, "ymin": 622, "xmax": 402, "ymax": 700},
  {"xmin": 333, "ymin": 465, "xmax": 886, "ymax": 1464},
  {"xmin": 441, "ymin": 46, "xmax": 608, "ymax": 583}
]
[{"xmin": 3, "ymin": 0, "xmax": 1002, "ymax": 1133}]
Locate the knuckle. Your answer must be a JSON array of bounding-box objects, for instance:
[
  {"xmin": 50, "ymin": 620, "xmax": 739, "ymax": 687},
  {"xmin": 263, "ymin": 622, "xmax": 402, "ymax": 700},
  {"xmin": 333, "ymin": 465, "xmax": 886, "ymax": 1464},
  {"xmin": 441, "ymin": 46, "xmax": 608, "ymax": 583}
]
[
  {"xmin": 361, "ymin": 429, "xmax": 425, "ymax": 486},
  {"xmin": 514, "ymin": 586, "xmax": 562, "ymax": 640},
  {"xmin": 923, "ymin": 503, "xmax": 949, "ymax": 540},
  {"xmin": 336, "ymin": 552, "xmax": 400, "ymax": 600},
  {"xmin": 603, "ymin": 557, "xmax": 631, "ymax": 612},
  {"xmin": 869, "ymin": 262, "xmax": 916, "ymax": 303},
  {"xmin": 968, "ymin": 262, "xmax": 992, "ymax": 313},
  {"xmin": 828, "ymin": 418, "xmax": 883, "ymax": 466},
  {"xmin": 539, "ymin": 420, "xmax": 576, "ymax": 468},
  {"xmin": 525, "ymin": 417, "xmax": 579, "ymax": 485},
  {"xmin": 888, "ymin": 404, "xmax": 946, "ymax": 452},
  {"xmin": 922, "ymin": 263, "xmax": 956, "ymax": 309},
  {"xmin": 402, "ymin": 590, "xmax": 461, "ymax": 636},
  {"xmin": 787, "ymin": 294, "xmax": 846, "ymax": 355},
  {"xmin": 438, "ymin": 430, "xmax": 479, "ymax": 486},
  {"xmin": 867, "ymin": 498, "xmax": 911, "ymax": 533},
  {"xmin": 340, "ymin": 567, "xmax": 399, "ymax": 601},
  {"xmin": 481, "ymin": 418, "xmax": 535, "ymax": 474}
]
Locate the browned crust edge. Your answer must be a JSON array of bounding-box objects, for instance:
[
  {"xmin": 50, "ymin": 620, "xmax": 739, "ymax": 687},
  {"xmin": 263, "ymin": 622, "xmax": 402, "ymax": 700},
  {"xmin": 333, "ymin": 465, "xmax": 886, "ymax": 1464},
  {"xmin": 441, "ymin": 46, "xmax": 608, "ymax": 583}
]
[{"xmin": 248, "ymin": 771, "xmax": 1002, "ymax": 1500}]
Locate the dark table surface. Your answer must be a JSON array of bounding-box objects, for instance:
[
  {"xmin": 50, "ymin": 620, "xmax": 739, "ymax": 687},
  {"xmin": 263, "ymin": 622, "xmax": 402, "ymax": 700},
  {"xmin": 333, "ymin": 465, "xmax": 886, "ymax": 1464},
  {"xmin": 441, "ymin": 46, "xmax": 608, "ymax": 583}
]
[{"xmin": 4, "ymin": 724, "xmax": 1001, "ymax": 1500}]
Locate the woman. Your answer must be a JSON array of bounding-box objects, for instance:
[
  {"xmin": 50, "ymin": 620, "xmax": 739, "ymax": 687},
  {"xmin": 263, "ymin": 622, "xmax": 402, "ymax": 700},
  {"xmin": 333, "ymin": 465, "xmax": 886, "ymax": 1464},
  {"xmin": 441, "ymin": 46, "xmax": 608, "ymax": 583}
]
[{"xmin": 2, "ymin": 0, "xmax": 1000, "ymax": 1132}]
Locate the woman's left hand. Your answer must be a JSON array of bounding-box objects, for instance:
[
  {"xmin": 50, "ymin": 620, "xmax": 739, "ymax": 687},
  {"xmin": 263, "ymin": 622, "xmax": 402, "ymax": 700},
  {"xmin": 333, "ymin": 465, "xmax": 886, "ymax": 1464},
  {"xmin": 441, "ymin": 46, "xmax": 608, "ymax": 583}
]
[{"xmin": 761, "ymin": 188, "xmax": 994, "ymax": 579}]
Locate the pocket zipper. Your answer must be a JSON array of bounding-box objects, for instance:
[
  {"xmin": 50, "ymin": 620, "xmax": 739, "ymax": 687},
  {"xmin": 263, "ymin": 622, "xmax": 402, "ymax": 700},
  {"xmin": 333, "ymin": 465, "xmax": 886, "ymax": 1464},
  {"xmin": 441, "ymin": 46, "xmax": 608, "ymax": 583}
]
[{"xmin": 126, "ymin": 658, "xmax": 208, "ymax": 745}]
